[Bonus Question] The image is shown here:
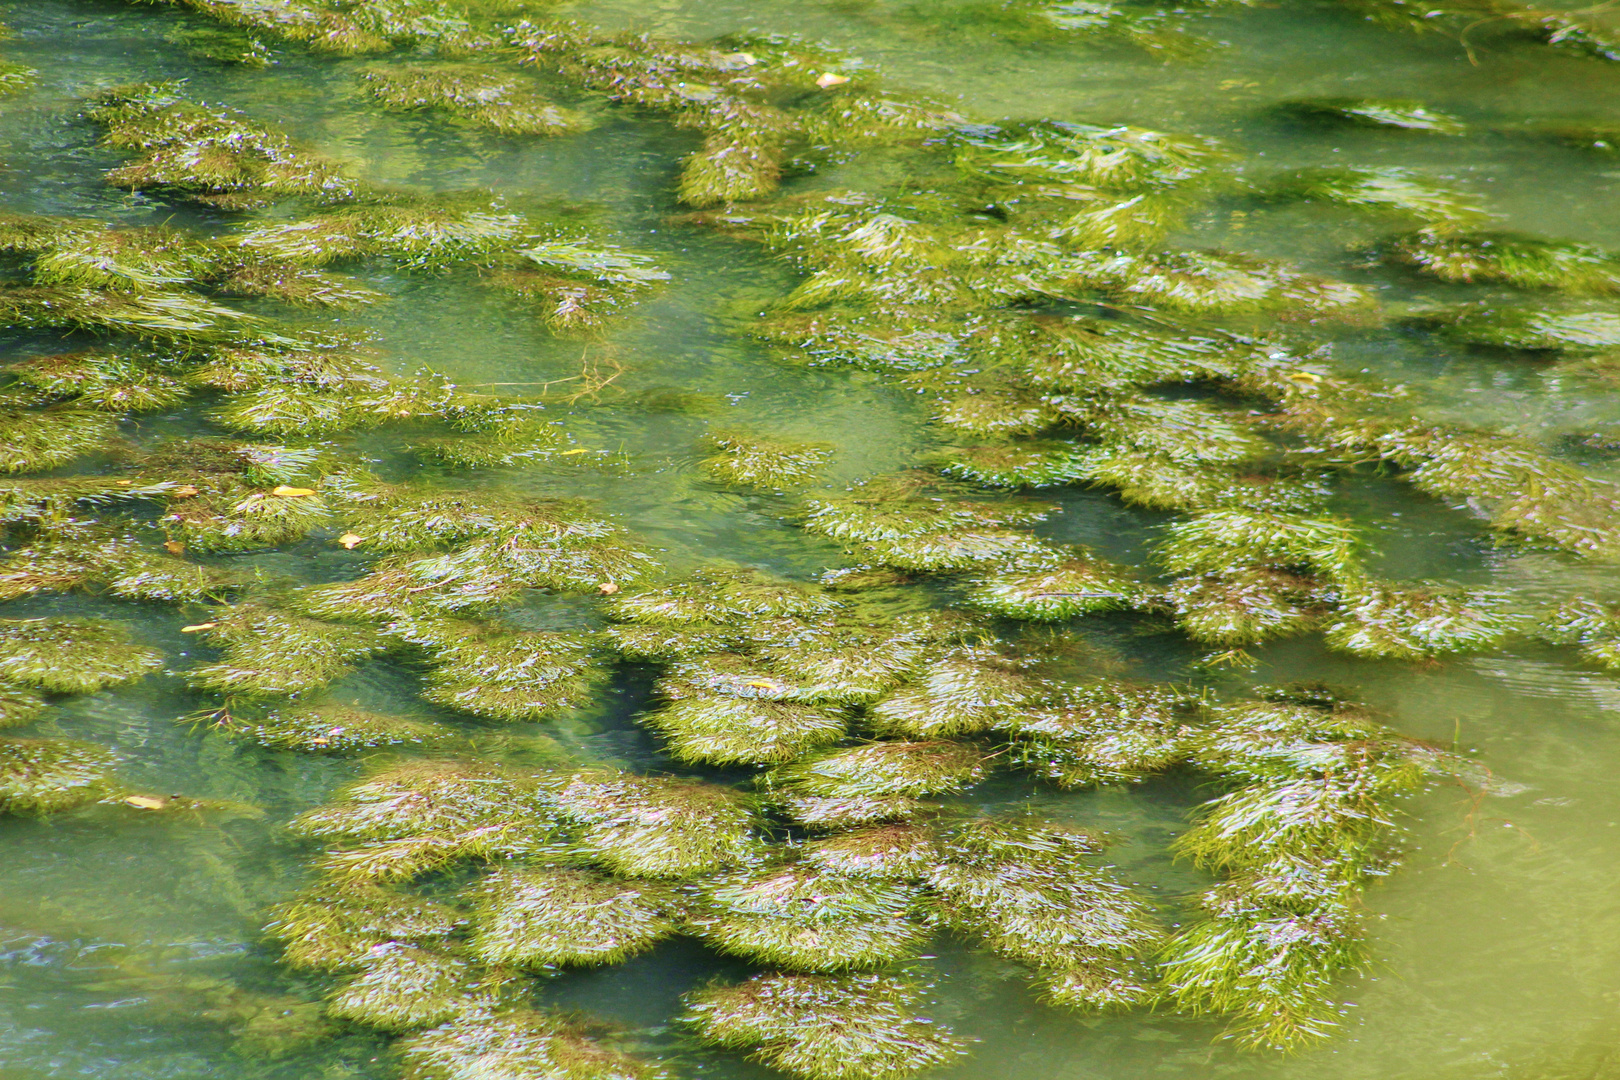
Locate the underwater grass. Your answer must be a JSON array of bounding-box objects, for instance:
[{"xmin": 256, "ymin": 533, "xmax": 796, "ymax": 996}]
[
  {"xmin": 682, "ymin": 973, "xmax": 968, "ymax": 1080},
  {"xmin": 468, "ymin": 866, "xmax": 679, "ymax": 968},
  {"xmin": 0, "ymin": 736, "xmax": 120, "ymax": 815},
  {"xmin": 398, "ymin": 1006, "xmax": 670, "ymax": 1080},
  {"xmin": 0, "ymin": 617, "xmax": 164, "ymax": 694},
  {"xmin": 363, "ymin": 64, "xmax": 588, "ymax": 135},
  {"xmin": 690, "ymin": 862, "xmax": 931, "ymax": 970}
]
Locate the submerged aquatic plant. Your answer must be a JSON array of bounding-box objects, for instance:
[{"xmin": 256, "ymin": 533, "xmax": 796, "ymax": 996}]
[
  {"xmin": 224, "ymin": 705, "xmax": 454, "ymax": 752},
  {"xmin": 363, "ymin": 64, "xmax": 587, "ymax": 135},
  {"xmin": 468, "ymin": 866, "xmax": 679, "ymax": 968},
  {"xmin": 0, "ymin": 617, "xmax": 164, "ymax": 694},
  {"xmin": 698, "ymin": 429, "xmax": 835, "ymax": 489},
  {"xmin": 1278, "ymin": 97, "xmax": 1466, "ymax": 134},
  {"xmin": 398, "ymin": 1006, "xmax": 669, "ymax": 1080},
  {"xmin": 682, "ymin": 973, "xmax": 968, "ymax": 1080},
  {"xmin": 1413, "ymin": 303, "xmax": 1620, "ymax": 352},
  {"xmin": 689, "ymin": 861, "xmax": 930, "ymax": 970},
  {"xmin": 964, "ymin": 547, "xmax": 1142, "ymax": 621},
  {"xmin": 927, "ymin": 816, "xmax": 1162, "ymax": 1006},
  {"xmin": 552, "ymin": 768, "xmax": 760, "ymax": 878},
  {"xmin": 1265, "ymin": 167, "xmax": 1486, "ymax": 224},
  {"xmin": 1323, "ymin": 581, "xmax": 1518, "ymax": 660},
  {"xmin": 325, "ymin": 943, "xmax": 476, "ymax": 1032},
  {"xmin": 0, "ymin": 736, "xmax": 119, "ymax": 815},
  {"xmin": 1006, "ymin": 680, "xmax": 1195, "ymax": 787},
  {"xmin": 1383, "ymin": 228, "xmax": 1620, "ymax": 292},
  {"xmin": 87, "ymin": 81, "xmax": 357, "ymax": 208},
  {"xmin": 265, "ymin": 880, "xmax": 460, "ymax": 971},
  {"xmin": 187, "ymin": 603, "xmax": 382, "ymax": 696},
  {"xmin": 1162, "ymin": 694, "xmax": 1459, "ymax": 1048}
]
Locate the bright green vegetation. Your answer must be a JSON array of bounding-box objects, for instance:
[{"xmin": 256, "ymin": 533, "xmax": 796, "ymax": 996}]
[
  {"xmin": 362, "ymin": 64, "xmax": 589, "ymax": 135},
  {"xmin": 1278, "ymin": 97, "xmax": 1467, "ymax": 133},
  {"xmin": 1, "ymin": 0, "xmax": 1617, "ymax": 1077},
  {"xmin": 1382, "ymin": 228, "xmax": 1620, "ymax": 291},
  {"xmin": 683, "ymin": 973, "xmax": 969, "ymax": 1080}
]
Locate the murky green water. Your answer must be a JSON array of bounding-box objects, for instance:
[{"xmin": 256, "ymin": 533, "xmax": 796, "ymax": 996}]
[{"xmin": 6, "ymin": 1, "xmax": 1620, "ymax": 1078}]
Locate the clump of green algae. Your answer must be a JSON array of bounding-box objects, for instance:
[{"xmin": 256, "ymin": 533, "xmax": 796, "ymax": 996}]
[{"xmin": 5, "ymin": 0, "xmax": 1617, "ymax": 1074}]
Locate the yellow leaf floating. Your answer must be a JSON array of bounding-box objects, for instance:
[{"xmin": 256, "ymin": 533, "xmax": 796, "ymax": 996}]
[
  {"xmin": 181, "ymin": 622, "xmax": 218, "ymax": 633},
  {"xmin": 163, "ymin": 540, "xmax": 186, "ymax": 555},
  {"xmin": 338, "ymin": 533, "xmax": 364, "ymax": 549},
  {"xmin": 816, "ymin": 72, "xmax": 850, "ymax": 88},
  {"xmin": 270, "ymin": 485, "xmax": 316, "ymax": 497},
  {"xmin": 124, "ymin": 795, "xmax": 168, "ymax": 810}
]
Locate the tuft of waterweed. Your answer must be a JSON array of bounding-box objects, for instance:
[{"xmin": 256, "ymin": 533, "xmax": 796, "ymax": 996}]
[
  {"xmin": 681, "ymin": 972, "xmax": 969, "ymax": 1080},
  {"xmin": 0, "ymin": 736, "xmax": 120, "ymax": 815},
  {"xmin": 467, "ymin": 865, "xmax": 680, "ymax": 968},
  {"xmin": 689, "ymin": 861, "xmax": 931, "ymax": 970},
  {"xmin": 0, "ymin": 617, "xmax": 164, "ymax": 694},
  {"xmin": 362, "ymin": 63, "xmax": 588, "ymax": 136}
]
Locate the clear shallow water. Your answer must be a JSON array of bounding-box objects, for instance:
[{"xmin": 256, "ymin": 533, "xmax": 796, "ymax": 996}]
[{"xmin": 3, "ymin": 1, "xmax": 1620, "ymax": 1078}]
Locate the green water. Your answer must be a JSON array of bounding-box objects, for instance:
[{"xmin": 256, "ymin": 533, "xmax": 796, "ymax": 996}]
[{"xmin": 4, "ymin": 1, "xmax": 1620, "ymax": 1078}]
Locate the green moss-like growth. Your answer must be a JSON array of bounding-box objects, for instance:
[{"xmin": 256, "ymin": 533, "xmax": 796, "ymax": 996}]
[
  {"xmin": 964, "ymin": 548, "xmax": 1141, "ymax": 621},
  {"xmin": 1056, "ymin": 248, "xmax": 1375, "ymax": 317},
  {"xmin": 802, "ymin": 474, "xmax": 1056, "ymax": 572},
  {"xmin": 699, "ymin": 429, "xmax": 835, "ymax": 490},
  {"xmin": 770, "ymin": 740, "xmax": 991, "ymax": 801},
  {"xmin": 553, "ymin": 769, "xmax": 759, "ymax": 878},
  {"xmin": 265, "ymin": 881, "xmax": 460, "ymax": 971},
  {"xmin": 1416, "ymin": 304, "xmax": 1620, "ymax": 352},
  {"xmin": 227, "ymin": 705, "xmax": 454, "ymax": 752},
  {"xmin": 187, "ymin": 603, "xmax": 381, "ymax": 696},
  {"xmin": 691, "ymin": 862, "xmax": 930, "ymax": 970},
  {"xmin": 1383, "ymin": 228, "xmax": 1620, "ymax": 292},
  {"xmin": 639, "ymin": 696, "xmax": 848, "ymax": 765},
  {"xmin": 413, "ymin": 623, "xmax": 601, "ymax": 722},
  {"xmin": 468, "ymin": 866, "xmax": 678, "ymax": 968},
  {"xmin": 1266, "ymin": 167, "xmax": 1484, "ymax": 224},
  {"xmin": 801, "ymin": 823, "xmax": 943, "ymax": 879},
  {"xmin": 0, "ymin": 683, "xmax": 46, "ymax": 728},
  {"xmin": 234, "ymin": 200, "xmax": 530, "ymax": 270},
  {"xmin": 11, "ymin": 349, "xmax": 191, "ymax": 412},
  {"xmin": 868, "ymin": 646, "xmax": 1044, "ymax": 737},
  {"xmin": 933, "ymin": 389, "xmax": 1057, "ymax": 437},
  {"xmin": 955, "ymin": 119, "xmax": 1227, "ymax": 190},
  {"xmin": 1163, "ymin": 696, "xmax": 1453, "ymax": 1049},
  {"xmin": 0, "ymin": 408, "xmax": 119, "ymax": 474},
  {"xmin": 1155, "ymin": 510, "xmax": 1362, "ymax": 581},
  {"xmin": 399, "ymin": 1006, "xmax": 669, "ymax": 1080},
  {"xmin": 1323, "ymin": 581, "xmax": 1517, "ymax": 660},
  {"xmin": 325, "ymin": 943, "xmax": 476, "ymax": 1032},
  {"xmin": 932, "ymin": 441, "xmax": 1091, "ymax": 488},
  {"xmin": 1279, "ymin": 98, "xmax": 1465, "ymax": 134},
  {"xmin": 292, "ymin": 760, "xmax": 557, "ymax": 882},
  {"xmin": 678, "ymin": 131, "xmax": 786, "ymax": 207},
  {"xmin": 499, "ymin": 238, "xmax": 669, "ymax": 332},
  {"xmin": 87, "ymin": 81, "xmax": 356, "ymax": 208},
  {"xmin": 1543, "ymin": 596, "xmax": 1620, "ymax": 668},
  {"xmin": 608, "ymin": 565, "xmax": 840, "ymax": 625},
  {"xmin": 0, "ymin": 617, "xmax": 163, "ymax": 694},
  {"xmin": 1165, "ymin": 569, "xmax": 1325, "ymax": 646},
  {"xmin": 926, "ymin": 816, "xmax": 1160, "ymax": 998},
  {"xmin": 0, "ymin": 736, "xmax": 119, "ymax": 815},
  {"xmin": 777, "ymin": 792, "xmax": 930, "ymax": 831},
  {"xmin": 1071, "ymin": 395, "xmax": 1270, "ymax": 466},
  {"xmin": 682, "ymin": 973, "xmax": 968, "ymax": 1080},
  {"xmin": 30, "ymin": 226, "xmax": 218, "ymax": 292},
  {"xmin": 363, "ymin": 64, "xmax": 588, "ymax": 135},
  {"xmin": 1007, "ymin": 680, "xmax": 1193, "ymax": 787}
]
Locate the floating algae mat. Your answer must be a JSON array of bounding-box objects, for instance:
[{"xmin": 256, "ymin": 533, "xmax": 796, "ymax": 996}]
[{"xmin": 8, "ymin": 2, "xmax": 1620, "ymax": 1080}]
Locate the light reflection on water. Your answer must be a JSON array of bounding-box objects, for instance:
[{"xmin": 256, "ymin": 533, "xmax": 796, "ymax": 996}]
[{"xmin": 2, "ymin": 0, "xmax": 1620, "ymax": 1077}]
